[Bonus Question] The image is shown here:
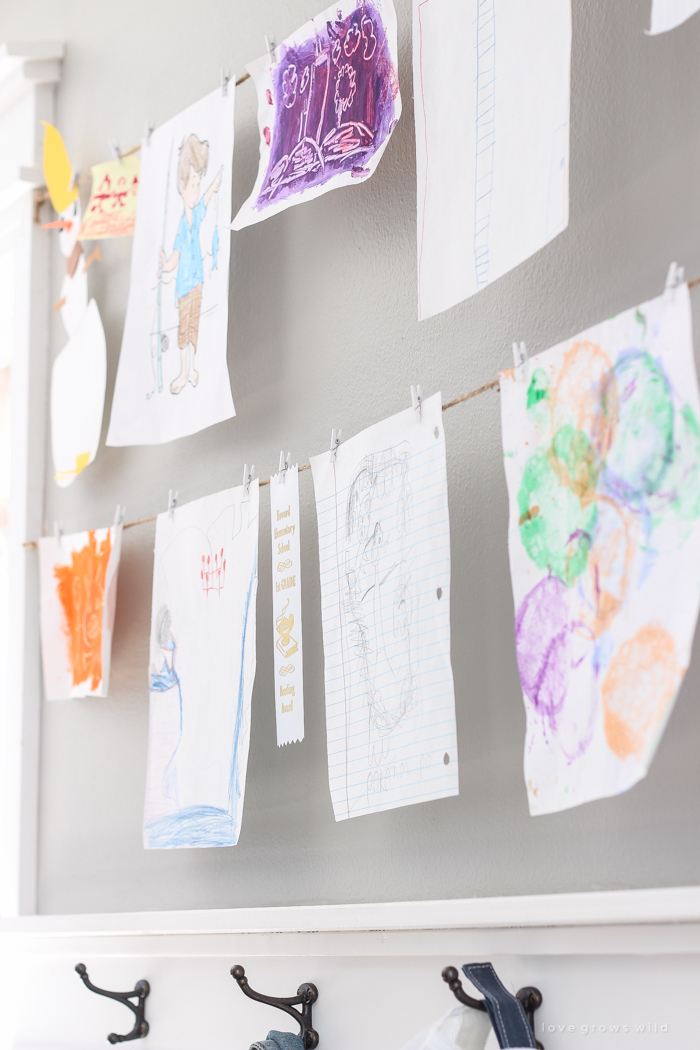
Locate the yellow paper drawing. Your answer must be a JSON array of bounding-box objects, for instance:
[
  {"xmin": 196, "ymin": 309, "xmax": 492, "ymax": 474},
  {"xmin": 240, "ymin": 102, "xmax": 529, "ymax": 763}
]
[
  {"xmin": 79, "ymin": 156, "xmax": 140, "ymax": 239},
  {"xmin": 42, "ymin": 122, "xmax": 78, "ymax": 214}
]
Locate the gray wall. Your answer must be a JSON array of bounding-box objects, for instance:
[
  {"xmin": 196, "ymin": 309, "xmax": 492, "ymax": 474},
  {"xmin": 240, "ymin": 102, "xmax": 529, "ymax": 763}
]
[{"xmin": 2, "ymin": 0, "xmax": 700, "ymax": 915}]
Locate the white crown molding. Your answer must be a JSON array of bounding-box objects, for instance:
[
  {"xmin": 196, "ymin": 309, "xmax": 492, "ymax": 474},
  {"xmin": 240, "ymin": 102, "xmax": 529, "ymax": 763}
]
[{"xmin": 2, "ymin": 885, "xmax": 700, "ymax": 939}]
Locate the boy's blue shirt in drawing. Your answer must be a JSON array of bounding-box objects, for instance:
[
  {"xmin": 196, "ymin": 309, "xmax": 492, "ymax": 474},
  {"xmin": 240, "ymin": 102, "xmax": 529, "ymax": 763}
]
[{"xmin": 173, "ymin": 197, "xmax": 206, "ymax": 299}]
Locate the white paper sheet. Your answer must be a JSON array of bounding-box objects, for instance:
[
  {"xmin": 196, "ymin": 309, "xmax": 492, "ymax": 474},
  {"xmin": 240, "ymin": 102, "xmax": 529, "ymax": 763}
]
[
  {"xmin": 500, "ymin": 285, "xmax": 700, "ymax": 815},
  {"xmin": 310, "ymin": 392, "xmax": 458, "ymax": 820},
  {"xmin": 413, "ymin": 0, "xmax": 571, "ymax": 320},
  {"xmin": 232, "ymin": 0, "xmax": 401, "ymax": 231},
  {"xmin": 648, "ymin": 0, "xmax": 700, "ymax": 33},
  {"xmin": 58, "ymin": 263, "xmax": 88, "ymax": 338},
  {"xmin": 107, "ymin": 88, "xmax": 235, "ymax": 447},
  {"xmin": 58, "ymin": 197, "xmax": 81, "ymax": 259},
  {"xmin": 51, "ymin": 299, "xmax": 107, "ymax": 487},
  {"xmin": 143, "ymin": 482, "xmax": 259, "ymax": 848},
  {"xmin": 270, "ymin": 464, "xmax": 304, "ymax": 746},
  {"xmin": 39, "ymin": 523, "xmax": 122, "ymax": 700}
]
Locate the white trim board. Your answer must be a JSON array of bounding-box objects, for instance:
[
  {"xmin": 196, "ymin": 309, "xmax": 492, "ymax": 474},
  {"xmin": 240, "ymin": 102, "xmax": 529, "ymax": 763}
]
[{"xmin": 2, "ymin": 885, "xmax": 700, "ymax": 938}]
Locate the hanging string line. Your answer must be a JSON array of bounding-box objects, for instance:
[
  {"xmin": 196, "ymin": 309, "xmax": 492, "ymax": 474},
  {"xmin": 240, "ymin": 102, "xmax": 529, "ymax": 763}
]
[
  {"xmin": 20, "ymin": 376, "xmax": 500, "ymax": 548},
  {"xmin": 126, "ymin": 377, "xmax": 502, "ymax": 518},
  {"xmin": 74, "ymin": 73, "xmax": 252, "ymax": 184},
  {"xmin": 23, "ymin": 275, "xmax": 700, "ymax": 548}
]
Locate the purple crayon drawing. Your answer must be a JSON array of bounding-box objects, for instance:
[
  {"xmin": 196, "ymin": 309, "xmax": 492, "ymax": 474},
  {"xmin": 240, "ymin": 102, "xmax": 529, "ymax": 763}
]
[
  {"xmin": 515, "ymin": 575, "xmax": 572, "ymax": 725},
  {"xmin": 501, "ymin": 287, "xmax": 700, "ymax": 815},
  {"xmin": 233, "ymin": 0, "xmax": 401, "ymax": 230},
  {"xmin": 515, "ymin": 574, "xmax": 596, "ymax": 764}
]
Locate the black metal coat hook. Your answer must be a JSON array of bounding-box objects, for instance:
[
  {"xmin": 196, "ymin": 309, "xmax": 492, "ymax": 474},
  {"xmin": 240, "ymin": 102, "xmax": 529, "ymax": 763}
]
[
  {"xmin": 231, "ymin": 965, "xmax": 319, "ymax": 1049},
  {"xmin": 75, "ymin": 963, "xmax": 150, "ymax": 1043},
  {"xmin": 442, "ymin": 966, "xmax": 544, "ymax": 1050}
]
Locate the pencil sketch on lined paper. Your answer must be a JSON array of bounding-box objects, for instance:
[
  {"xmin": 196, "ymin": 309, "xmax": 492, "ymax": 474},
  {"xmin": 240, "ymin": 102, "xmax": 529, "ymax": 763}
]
[{"xmin": 310, "ymin": 392, "xmax": 458, "ymax": 820}]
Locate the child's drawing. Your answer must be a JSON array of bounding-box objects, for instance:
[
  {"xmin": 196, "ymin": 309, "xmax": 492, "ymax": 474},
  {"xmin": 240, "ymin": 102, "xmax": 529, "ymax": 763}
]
[
  {"xmin": 310, "ymin": 392, "xmax": 458, "ymax": 820},
  {"xmin": 42, "ymin": 123, "xmax": 107, "ymax": 488},
  {"xmin": 78, "ymin": 155, "xmax": 140, "ymax": 240},
  {"xmin": 39, "ymin": 524, "xmax": 123, "ymax": 700},
  {"xmin": 143, "ymin": 484, "xmax": 259, "ymax": 849},
  {"xmin": 233, "ymin": 0, "xmax": 401, "ymax": 230},
  {"xmin": 414, "ymin": 0, "xmax": 571, "ymax": 320},
  {"xmin": 201, "ymin": 547, "xmax": 226, "ymax": 594},
  {"xmin": 158, "ymin": 136, "xmax": 222, "ymax": 394},
  {"xmin": 501, "ymin": 285, "xmax": 700, "ymax": 814},
  {"xmin": 51, "ymin": 299, "xmax": 107, "ymax": 487},
  {"xmin": 107, "ymin": 88, "xmax": 235, "ymax": 447}
]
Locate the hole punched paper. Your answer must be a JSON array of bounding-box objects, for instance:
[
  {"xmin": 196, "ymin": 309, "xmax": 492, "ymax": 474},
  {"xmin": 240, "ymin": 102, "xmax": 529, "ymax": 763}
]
[
  {"xmin": 270, "ymin": 462, "xmax": 304, "ymax": 745},
  {"xmin": 310, "ymin": 392, "xmax": 458, "ymax": 820}
]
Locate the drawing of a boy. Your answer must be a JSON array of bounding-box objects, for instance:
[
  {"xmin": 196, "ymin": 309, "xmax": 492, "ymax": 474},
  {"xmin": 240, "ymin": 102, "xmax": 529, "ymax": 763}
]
[{"xmin": 159, "ymin": 134, "xmax": 222, "ymax": 394}]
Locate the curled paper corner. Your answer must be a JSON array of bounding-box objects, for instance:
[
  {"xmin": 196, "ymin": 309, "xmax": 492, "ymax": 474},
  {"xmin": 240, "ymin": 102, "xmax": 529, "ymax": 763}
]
[{"xmin": 647, "ymin": 0, "xmax": 700, "ymax": 34}]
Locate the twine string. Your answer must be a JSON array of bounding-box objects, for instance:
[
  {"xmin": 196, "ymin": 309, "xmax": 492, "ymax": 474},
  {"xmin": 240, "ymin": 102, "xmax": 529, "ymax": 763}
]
[{"xmin": 21, "ymin": 376, "xmax": 499, "ymax": 548}]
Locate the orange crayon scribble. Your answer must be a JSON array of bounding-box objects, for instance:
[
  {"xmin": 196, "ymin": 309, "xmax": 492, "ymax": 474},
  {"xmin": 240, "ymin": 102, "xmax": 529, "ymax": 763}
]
[
  {"xmin": 54, "ymin": 530, "xmax": 112, "ymax": 691},
  {"xmin": 552, "ymin": 341, "xmax": 618, "ymax": 458},
  {"xmin": 602, "ymin": 623, "xmax": 677, "ymax": 760},
  {"xmin": 585, "ymin": 496, "xmax": 637, "ymax": 636},
  {"xmin": 519, "ymin": 505, "xmax": 539, "ymax": 527},
  {"xmin": 82, "ymin": 243, "xmax": 102, "ymax": 273}
]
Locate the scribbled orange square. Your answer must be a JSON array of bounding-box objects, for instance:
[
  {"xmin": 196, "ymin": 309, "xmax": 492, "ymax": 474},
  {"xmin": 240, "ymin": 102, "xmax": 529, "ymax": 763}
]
[{"xmin": 54, "ymin": 530, "xmax": 112, "ymax": 690}]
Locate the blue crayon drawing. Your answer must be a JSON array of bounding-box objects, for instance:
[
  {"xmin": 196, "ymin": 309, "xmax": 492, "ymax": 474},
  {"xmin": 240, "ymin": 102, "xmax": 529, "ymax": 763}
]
[
  {"xmin": 143, "ymin": 487, "xmax": 259, "ymax": 850},
  {"xmin": 473, "ymin": 0, "xmax": 496, "ymax": 288}
]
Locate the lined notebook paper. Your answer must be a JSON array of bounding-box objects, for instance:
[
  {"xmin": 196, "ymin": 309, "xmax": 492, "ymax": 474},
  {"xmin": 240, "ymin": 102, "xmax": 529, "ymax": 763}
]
[{"xmin": 310, "ymin": 392, "xmax": 459, "ymax": 820}]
